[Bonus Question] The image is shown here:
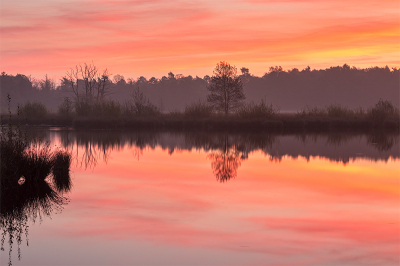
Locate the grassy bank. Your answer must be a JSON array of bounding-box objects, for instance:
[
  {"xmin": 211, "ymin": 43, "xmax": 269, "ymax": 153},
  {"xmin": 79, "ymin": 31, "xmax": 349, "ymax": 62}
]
[{"xmin": 2, "ymin": 99, "xmax": 399, "ymax": 132}]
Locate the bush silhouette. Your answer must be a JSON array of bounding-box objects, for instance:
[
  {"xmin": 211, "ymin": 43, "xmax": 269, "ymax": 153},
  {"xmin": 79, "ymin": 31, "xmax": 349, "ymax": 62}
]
[
  {"xmin": 368, "ymin": 99, "xmax": 398, "ymax": 122},
  {"xmin": 20, "ymin": 101, "xmax": 48, "ymax": 118}
]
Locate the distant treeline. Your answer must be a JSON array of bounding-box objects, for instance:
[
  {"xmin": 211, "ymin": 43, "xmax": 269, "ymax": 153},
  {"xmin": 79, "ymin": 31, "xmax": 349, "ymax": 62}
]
[{"xmin": 1, "ymin": 64, "xmax": 399, "ymax": 113}]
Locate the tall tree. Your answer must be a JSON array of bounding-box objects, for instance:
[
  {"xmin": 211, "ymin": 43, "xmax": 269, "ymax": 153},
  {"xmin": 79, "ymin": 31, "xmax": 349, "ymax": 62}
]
[{"xmin": 207, "ymin": 61, "xmax": 245, "ymax": 115}]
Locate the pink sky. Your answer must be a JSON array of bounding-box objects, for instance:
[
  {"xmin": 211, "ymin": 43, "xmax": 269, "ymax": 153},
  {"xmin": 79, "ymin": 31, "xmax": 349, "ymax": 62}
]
[{"xmin": 1, "ymin": 0, "xmax": 399, "ymax": 80}]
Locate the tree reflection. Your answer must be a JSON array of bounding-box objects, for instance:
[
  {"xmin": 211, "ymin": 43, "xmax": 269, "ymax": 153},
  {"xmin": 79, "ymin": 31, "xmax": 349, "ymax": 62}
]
[
  {"xmin": 366, "ymin": 132, "xmax": 398, "ymax": 152},
  {"xmin": 208, "ymin": 149, "xmax": 242, "ymax": 182},
  {"xmin": 207, "ymin": 135, "xmax": 244, "ymax": 183}
]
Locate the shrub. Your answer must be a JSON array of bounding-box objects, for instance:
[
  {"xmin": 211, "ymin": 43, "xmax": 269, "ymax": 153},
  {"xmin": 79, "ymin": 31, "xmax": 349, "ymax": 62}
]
[
  {"xmin": 20, "ymin": 101, "xmax": 48, "ymax": 118},
  {"xmin": 75, "ymin": 100, "xmax": 122, "ymax": 117},
  {"xmin": 123, "ymin": 87, "xmax": 161, "ymax": 116},
  {"xmin": 184, "ymin": 101, "xmax": 213, "ymax": 118},
  {"xmin": 368, "ymin": 99, "xmax": 399, "ymax": 122},
  {"xmin": 58, "ymin": 97, "xmax": 74, "ymax": 117},
  {"xmin": 74, "ymin": 100, "xmax": 92, "ymax": 116},
  {"xmin": 237, "ymin": 99, "xmax": 279, "ymax": 118}
]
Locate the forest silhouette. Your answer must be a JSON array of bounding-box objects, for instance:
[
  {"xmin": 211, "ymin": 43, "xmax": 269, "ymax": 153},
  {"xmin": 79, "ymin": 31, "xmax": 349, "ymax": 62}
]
[{"xmin": 1, "ymin": 64, "xmax": 398, "ymax": 113}]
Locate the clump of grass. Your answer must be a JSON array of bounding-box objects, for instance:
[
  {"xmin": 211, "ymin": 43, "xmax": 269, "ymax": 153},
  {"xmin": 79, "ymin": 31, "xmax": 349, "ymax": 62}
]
[
  {"xmin": 1, "ymin": 93, "xmax": 72, "ymax": 198},
  {"xmin": 184, "ymin": 101, "xmax": 214, "ymax": 118},
  {"xmin": 367, "ymin": 99, "xmax": 399, "ymax": 122},
  {"xmin": 237, "ymin": 99, "xmax": 279, "ymax": 118},
  {"xmin": 19, "ymin": 101, "xmax": 48, "ymax": 119},
  {"xmin": 22, "ymin": 142, "xmax": 54, "ymax": 183}
]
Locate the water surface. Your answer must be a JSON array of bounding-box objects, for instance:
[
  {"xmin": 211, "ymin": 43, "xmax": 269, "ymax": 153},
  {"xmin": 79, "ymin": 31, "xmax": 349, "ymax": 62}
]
[{"xmin": 2, "ymin": 129, "xmax": 399, "ymax": 266}]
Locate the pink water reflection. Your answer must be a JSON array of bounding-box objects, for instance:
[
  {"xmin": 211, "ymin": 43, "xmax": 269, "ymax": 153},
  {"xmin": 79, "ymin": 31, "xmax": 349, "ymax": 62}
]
[{"xmin": 10, "ymin": 140, "xmax": 400, "ymax": 265}]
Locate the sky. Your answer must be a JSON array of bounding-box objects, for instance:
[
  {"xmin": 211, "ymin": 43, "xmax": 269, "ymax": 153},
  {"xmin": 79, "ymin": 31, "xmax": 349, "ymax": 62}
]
[{"xmin": 1, "ymin": 0, "xmax": 399, "ymax": 80}]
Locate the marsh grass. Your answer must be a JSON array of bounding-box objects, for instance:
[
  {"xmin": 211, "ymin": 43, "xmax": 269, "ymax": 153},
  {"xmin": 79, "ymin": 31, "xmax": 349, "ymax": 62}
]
[
  {"xmin": 297, "ymin": 104, "xmax": 366, "ymax": 118},
  {"xmin": 3, "ymin": 98, "xmax": 399, "ymax": 130},
  {"xmin": 184, "ymin": 101, "xmax": 214, "ymax": 118},
  {"xmin": 237, "ymin": 99, "xmax": 279, "ymax": 118},
  {"xmin": 123, "ymin": 100, "xmax": 161, "ymax": 117}
]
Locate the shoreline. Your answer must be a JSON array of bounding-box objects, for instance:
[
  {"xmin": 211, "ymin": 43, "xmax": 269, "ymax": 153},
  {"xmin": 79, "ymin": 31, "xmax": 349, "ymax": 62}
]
[{"xmin": 2, "ymin": 114, "xmax": 399, "ymax": 133}]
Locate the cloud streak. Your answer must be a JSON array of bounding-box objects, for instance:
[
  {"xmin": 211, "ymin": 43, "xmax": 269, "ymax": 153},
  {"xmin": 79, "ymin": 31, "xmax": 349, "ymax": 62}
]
[{"xmin": 1, "ymin": 0, "xmax": 398, "ymax": 78}]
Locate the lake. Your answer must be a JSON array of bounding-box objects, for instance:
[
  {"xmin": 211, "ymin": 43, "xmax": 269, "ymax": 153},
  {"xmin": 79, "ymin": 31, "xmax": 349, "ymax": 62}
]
[{"xmin": 2, "ymin": 128, "xmax": 399, "ymax": 266}]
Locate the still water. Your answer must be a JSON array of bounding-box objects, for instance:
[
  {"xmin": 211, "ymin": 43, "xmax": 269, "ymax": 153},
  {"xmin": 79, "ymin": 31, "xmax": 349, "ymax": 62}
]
[{"xmin": 2, "ymin": 128, "xmax": 399, "ymax": 266}]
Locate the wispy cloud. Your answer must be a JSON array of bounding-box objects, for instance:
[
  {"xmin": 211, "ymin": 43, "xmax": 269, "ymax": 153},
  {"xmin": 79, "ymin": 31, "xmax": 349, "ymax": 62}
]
[{"xmin": 1, "ymin": 0, "xmax": 398, "ymax": 78}]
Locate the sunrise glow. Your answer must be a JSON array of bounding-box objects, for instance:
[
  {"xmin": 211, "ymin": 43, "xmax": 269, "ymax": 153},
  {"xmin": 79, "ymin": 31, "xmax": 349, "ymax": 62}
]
[{"xmin": 1, "ymin": 0, "xmax": 399, "ymax": 79}]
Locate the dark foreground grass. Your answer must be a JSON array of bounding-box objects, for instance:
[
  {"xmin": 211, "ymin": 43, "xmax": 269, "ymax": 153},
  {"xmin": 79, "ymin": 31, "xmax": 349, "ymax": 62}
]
[{"xmin": 1, "ymin": 95, "xmax": 72, "ymax": 266}]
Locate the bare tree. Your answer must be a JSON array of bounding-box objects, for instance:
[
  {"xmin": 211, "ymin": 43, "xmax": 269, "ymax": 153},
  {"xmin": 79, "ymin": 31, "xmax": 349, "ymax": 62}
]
[
  {"xmin": 207, "ymin": 61, "xmax": 245, "ymax": 115},
  {"xmin": 63, "ymin": 63, "xmax": 110, "ymax": 103}
]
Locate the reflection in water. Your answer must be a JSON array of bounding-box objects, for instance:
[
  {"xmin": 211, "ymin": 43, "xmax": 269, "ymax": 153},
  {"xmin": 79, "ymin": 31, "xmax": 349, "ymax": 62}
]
[
  {"xmin": 206, "ymin": 135, "xmax": 246, "ymax": 182},
  {"xmin": 0, "ymin": 181, "xmax": 70, "ymax": 266},
  {"xmin": 366, "ymin": 131, "xmax": 398, "ymax": 152},
  {"xmin": 25, "ymin": 128, "xmax": 399, "ymax": 182},
  {"xmin": 0, "ymin": 141, "xmax": 72, "ymax": 266},
  {"xmin": 3, "ymin": 128, "xmax": 398, "ymax": 265},
  {"xmin": 208, "ymin": 149, "xmax": 242, "ymax": 182}
]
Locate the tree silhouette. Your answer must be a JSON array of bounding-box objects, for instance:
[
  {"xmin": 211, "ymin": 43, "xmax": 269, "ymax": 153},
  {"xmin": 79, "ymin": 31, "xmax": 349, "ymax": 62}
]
[
  {"xmin": 207, "ymin": 61, "xmax": 245, "ymax": 115},
  {"xmin": 63, "ymin": 62, "xmax": 111, "ymax": 103}
]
